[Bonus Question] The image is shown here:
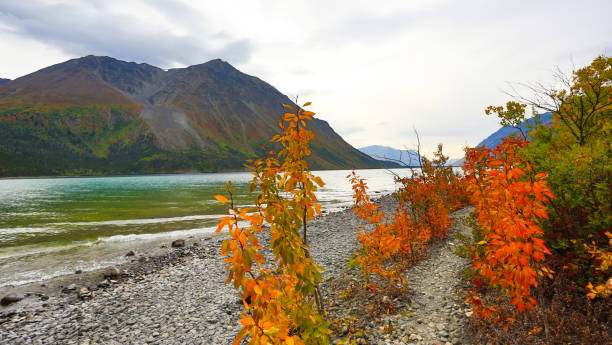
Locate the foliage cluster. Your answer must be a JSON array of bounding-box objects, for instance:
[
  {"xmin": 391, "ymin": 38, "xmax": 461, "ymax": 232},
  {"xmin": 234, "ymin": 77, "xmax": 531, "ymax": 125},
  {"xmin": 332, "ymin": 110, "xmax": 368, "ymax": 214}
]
[
  {"xmin": 347, "ymin": 144, "xmax": 467, "ymax": 306},
  {"xmin": 483, "ymin": 55, "xmax": 611, "ymax": 295},
  {"xmin": 215, "ymin": 102, "xmax": 330, "ymax": 345},
  {"xmin": 462, "ymin": 55, "xmax": 611, "ymax": 343},
  {"xmin": 463, "ymin": 137, "xmax": 554, "ymax": 315}
]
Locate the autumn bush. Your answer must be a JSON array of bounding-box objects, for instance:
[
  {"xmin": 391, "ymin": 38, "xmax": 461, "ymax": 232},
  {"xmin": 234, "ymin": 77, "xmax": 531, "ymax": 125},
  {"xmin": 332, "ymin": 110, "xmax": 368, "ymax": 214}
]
[
  {"xmin": 463, "ymin": 137, "xmax": 554, "ymax": 315},
  {"xmin": 215, "ymin": 102, "xmax": 330, "ymax": 345},
  {"xmin": 347, "ymin": 144, "xmax": 467, "ymax": 311},
  {"xmin": 463, "ymin": 55, "xmax": 612, "ymax": 343}
]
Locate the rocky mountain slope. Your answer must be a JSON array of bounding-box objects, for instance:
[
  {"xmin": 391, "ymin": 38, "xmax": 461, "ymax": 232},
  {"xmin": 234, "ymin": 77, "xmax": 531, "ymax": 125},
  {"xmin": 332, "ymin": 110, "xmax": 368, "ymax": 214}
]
[{"xmin": 0, "ymin": 56, "xmax": 385, "ymax": 176}]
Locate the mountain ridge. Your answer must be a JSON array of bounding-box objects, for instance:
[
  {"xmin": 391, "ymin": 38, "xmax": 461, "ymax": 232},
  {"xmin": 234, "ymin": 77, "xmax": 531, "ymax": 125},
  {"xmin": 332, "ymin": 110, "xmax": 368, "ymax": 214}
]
[
  {"xmin": 477, "ymin": 112, "xmax": 553, "ymax": 149},
  {"xmin": 0, "ymin": 56, "xmax": 386, "ymax": 176},
  {"xmin": 359, "ymin": 145, "xmax": 421, "ymax": 166}
]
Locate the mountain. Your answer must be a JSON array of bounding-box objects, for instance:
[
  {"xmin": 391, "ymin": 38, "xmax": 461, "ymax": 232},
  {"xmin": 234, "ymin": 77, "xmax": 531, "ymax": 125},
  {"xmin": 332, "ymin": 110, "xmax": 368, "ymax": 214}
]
[
  {"xmin": 446, "ymin": 157, "xmax": 464, "ymax": 167},
  {"xmin": 477, "ymin": 112, "xmax": 553, "ymax": 149},
  {"xmin": 0, "ymin": 78, "xmax": 10, "ymax": 85},
  {"xmin": 0, "ymin": 55, "xmax": 386, "ymax": 176},
  {"xmin": 359, "ymin": 145, "xmax": 421, "ymax": 167}
]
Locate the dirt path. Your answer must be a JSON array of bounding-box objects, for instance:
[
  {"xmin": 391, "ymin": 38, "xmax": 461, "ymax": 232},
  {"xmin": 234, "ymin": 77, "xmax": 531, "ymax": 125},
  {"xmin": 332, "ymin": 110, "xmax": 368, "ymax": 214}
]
[{"xmin": 325, "ymin": 206, "xmax": 474, "ymax": 345}]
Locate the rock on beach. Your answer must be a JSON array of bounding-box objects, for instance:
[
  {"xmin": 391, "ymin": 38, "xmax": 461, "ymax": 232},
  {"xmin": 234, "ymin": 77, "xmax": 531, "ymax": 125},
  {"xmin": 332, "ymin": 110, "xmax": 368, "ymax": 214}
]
[{"xmin": 0, "ymin": 292, "xmax": 25, "ymax": 306}]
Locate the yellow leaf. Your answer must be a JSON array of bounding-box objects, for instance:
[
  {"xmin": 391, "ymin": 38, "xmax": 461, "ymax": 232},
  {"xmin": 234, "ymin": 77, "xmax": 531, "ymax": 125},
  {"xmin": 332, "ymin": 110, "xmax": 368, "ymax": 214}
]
[
  {"xmin": 302, "ymin": 101, "xmax": 312, "ymax": 107},
  {"xmin": 263, "ymin": 327, "xmax": 280, "ymax": 336},
  {"xmin": 282, "ymin": 104, "xmax": 294, "ymax": 110},
  {"xmin": 215, "ymin": 195, "xmax": 228, "ymax": 204},
  {"xmin": 254, "ymin": 284, "xmax": 262, "ymax": 295}
]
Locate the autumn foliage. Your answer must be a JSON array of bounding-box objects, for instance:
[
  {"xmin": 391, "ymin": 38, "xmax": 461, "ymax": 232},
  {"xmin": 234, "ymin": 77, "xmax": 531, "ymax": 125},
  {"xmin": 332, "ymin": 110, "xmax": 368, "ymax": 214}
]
[
  {"xmin": 215, "ymin": 102, "xmax": 330, "ymax": 345},
  {"xmin": 348, "ymin": 144, "xmax": 467, "ymax": 299},
  {"xmin": 211, "ymin": 55, "xmax": 610, "ymax": 345},
  {"xmin": 463, "ymin": 137, "xmax": 554, "ymax": 314}
]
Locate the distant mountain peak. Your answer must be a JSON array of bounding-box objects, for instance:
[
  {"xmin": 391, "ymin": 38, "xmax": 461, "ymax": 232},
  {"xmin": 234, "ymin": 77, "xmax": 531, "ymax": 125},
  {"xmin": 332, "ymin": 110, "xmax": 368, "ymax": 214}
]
[
  {"xmin": 359, "ymin": 145, "xmax": 420, "ymax": 166},
  {"xmin": 477, "ymin": 112, "xmax": 553, "ymax": 149},
  {"xmin": 206, "ymin": 58, "xmax": 228, "ymax": 64},
  {"xmin": 184, "ymin": 58, "xmax": 237, "ymax": 74}
]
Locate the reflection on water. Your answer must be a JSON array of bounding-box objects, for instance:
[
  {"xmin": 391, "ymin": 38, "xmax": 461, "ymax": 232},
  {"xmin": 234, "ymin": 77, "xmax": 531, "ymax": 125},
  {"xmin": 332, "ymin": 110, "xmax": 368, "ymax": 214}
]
[{"xmin": 0, "ymin": 169, "xmax": 413, "ymax": 286}]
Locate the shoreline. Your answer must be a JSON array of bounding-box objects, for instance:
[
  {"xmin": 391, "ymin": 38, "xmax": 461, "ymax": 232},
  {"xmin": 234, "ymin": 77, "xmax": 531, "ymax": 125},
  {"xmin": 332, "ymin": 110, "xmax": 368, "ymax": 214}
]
[
  {"xmin": 0, "ymin": 194, "xmax": 387, "ymax": 316},
  {"xmin": 0, "ymin": 189, "xmax": 390, "ymax": 290},
  {"xmin": 0, "ymin": 167, "xmax": 401, "ymax": 181},
  {"xmin": 0, "ymin": 194, "xmax": 474, "ymax": 345},
  {"xmin": 0, "ymin": 230, "xmax": 225, "ymax": 316}
]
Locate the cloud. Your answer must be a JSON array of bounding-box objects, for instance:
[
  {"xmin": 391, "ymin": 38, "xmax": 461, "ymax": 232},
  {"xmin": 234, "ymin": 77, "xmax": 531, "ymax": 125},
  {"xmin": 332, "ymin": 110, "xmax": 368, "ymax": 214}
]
[
  {"xmin": 0, "ymin": 0, "xmax": 252, "ymax": 67},
  {"xmin": 336, "ymin": 12, "xmax": 416, "ymax": 39},
  {"xmin": 336, "ymin": 126, "xmax": 365, "ymax": 136}
]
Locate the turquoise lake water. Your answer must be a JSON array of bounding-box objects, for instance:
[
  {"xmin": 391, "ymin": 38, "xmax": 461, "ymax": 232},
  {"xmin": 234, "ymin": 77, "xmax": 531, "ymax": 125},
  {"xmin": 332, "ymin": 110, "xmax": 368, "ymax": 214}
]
[{"xmin": 0, "ymin": 169, "xmax": 413, "ymax": 287}]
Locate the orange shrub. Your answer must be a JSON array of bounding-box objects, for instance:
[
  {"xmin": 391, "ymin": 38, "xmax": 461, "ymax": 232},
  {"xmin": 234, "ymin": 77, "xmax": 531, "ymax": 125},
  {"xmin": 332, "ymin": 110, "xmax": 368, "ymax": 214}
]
[
  {"xmin": 464, "ymin": 137, "xmax": 554, "ymax": 314},
  {"xmin": 215, "ymin": 102, "xmax": 330, "ymax": 345}
]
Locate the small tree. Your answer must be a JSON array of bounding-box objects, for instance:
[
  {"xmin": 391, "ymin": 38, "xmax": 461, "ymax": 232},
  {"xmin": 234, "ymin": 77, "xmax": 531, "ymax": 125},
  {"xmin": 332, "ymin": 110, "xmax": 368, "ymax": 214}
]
[{"xmin": 215, "ymin": 102, "xmax": 330, "ymax": 345}]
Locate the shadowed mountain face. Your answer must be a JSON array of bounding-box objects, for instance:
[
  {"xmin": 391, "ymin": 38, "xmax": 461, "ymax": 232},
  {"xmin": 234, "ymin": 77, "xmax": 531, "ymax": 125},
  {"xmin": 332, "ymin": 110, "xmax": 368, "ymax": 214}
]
[
  {"xmin": 0, "ymin": 56, "xmax": 384, "ymax": 176},
  {"xmin": 0, "ymin": 79, "xmax": 10, "ymax": 85}
]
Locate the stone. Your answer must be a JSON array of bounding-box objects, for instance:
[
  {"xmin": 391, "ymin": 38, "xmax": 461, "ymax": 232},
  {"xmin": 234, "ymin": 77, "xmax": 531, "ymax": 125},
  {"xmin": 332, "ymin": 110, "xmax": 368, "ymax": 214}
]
[
  {"xmin": 171, "ymin": 239, "xmax": 185, "ymax": 248},
  {"xmin": 62, "ymin": 284, "xmax": 77, "ymax": 293},
  {"xmin": 1, "ymin": 292, "xmax": 25, "ymax": 306},
  {"xmin": 77, "ymin": 287, "xmax": 90, "ymax": 299},
  {"xmin": 125, "ymin": 250, "xmax": 135, "ymax": 257},
  {"xmin": 409, "ymin": 333, "xmax": 422, "ymax": 341},
  {"xmin": 102, "ymin": 266, "xmax": 121, "ymax": 279},
  {"xmin": 138, "ymin": 256, "xmax": 148, "ymax": 263}
]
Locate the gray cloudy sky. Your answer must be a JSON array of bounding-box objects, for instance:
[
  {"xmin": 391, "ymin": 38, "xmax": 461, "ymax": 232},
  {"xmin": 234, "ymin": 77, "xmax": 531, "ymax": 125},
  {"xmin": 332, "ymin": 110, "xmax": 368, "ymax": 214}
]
[{"xmin": 1, "ymin": 0, "xmax": 611, "ymax": 157}]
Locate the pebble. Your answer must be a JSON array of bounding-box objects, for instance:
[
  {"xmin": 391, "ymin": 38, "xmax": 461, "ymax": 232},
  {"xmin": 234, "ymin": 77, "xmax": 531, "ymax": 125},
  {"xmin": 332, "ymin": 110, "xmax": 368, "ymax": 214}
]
[
  {"xmin": 171, "ymin": 239, "xmax": 185, "ymax": 248},
  {"xmin": 0, "ymin": 292, "xmax": 25, "ymax": 306}
]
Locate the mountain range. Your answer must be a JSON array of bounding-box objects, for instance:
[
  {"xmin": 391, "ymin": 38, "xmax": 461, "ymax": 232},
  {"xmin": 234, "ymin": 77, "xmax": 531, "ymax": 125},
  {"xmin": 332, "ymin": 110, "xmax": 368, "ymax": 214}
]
[
  {"xmin": 358, "ymin": 145, "xmax": 420, "ymax": 166},
  {"xmin": 359, "ymin": 113, "xmax": 554, "ymax": 168},
  {"xmin": 0, "ymin": 78, "xmax": 10, "ymax": 85},
  {"xmin": 0, "ymin": 56, "xmax": 387, "ymax": 176}
]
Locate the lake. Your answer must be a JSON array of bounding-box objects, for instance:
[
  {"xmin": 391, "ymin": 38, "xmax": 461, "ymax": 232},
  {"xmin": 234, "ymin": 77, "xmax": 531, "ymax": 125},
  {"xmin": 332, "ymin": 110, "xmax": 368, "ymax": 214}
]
[{"xmin": 0, "ymin": 168, "xmax": 413, "ymax": 287}]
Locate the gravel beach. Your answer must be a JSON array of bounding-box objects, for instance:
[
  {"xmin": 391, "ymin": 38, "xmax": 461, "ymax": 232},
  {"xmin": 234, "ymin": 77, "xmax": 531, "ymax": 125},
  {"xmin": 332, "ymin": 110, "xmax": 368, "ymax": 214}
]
[{"xmin": 0, "ymin": 195, "xmax": 475, "ymax": 345}]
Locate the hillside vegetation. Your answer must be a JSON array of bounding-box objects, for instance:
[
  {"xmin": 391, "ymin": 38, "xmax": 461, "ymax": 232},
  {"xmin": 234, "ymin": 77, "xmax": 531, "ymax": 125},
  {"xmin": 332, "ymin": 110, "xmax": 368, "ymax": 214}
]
[{"xmin": 0, "ymin": 56, "xmax": 385, "ymax": 176}]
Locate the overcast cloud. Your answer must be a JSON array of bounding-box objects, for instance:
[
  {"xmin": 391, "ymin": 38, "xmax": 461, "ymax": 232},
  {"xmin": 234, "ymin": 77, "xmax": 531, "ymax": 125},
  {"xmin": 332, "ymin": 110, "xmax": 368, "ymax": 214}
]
[{"xmin": 1, "ymin": 0, "xmax": 611, "ymax": 157}]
